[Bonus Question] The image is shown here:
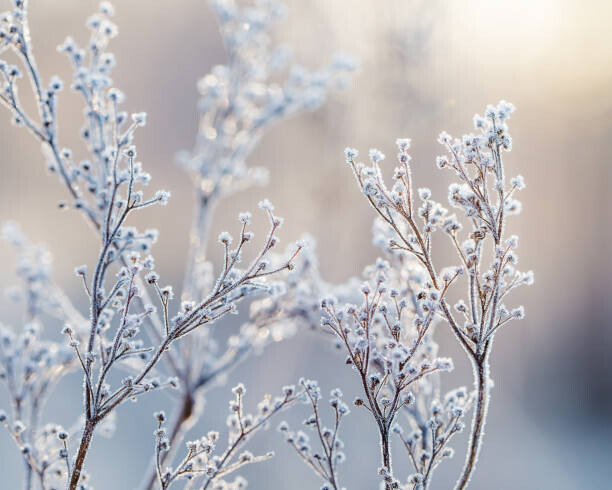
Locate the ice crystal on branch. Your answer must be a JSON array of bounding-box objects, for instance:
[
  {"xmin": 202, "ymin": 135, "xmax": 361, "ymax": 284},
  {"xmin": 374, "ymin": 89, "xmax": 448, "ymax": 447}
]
[
  {"xmin": 154, "ymin": 384, "xmax": 300, "ymax": 489},
  {"xmin": 0, "ymin": 2, "xmax": 313, "ymax": 488},
  {"xmin": 179, "ymin": 0, "xmax": 356, "ymax": 195},
  {"xmin": 394, "ymin": 385, "xmax": 471, "ymax": 489},
  {"xmin": 0, "ymin": 0, "xmax": 533, "ymax": 488},
  {"xmin": 343, "ymin": 101, "xmax": 532, "ymax": 489},
  {"xmin": 279, "ymin": 380, "xmax": 349, "ymax": 490},
  {"xmin": 134, "ymin": 1, "xmax": 355, "ymax": 486},
  {"xmin": 179, "ymin": 0, "xmax": 356, "ymax": 305},
  {"xmin": 320, "ymin": 254, "xmax": 457, "ymax": 487}
]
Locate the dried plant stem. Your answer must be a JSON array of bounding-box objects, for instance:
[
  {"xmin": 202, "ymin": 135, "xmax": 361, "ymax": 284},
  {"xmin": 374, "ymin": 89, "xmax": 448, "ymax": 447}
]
[
  {"xmin": 69, "ymin": 418, "xmax": 96, "ymax": 490},
  {"xmin": 455, "ymin": 352, "xmax": 490, "ymax": 490},
  {"xmin": 381, "ymin": 428, "xmax": 392, "ymax": 489}
]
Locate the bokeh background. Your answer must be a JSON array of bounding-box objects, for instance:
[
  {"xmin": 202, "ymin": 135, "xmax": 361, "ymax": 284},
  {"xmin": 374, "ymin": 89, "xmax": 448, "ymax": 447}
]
[{"xmin": 1, "ymin": 0, "xmax": 611, "ymax": 488}]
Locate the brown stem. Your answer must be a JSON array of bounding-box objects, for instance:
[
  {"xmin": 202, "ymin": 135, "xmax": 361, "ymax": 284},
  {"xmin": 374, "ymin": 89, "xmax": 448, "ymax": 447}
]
[
  {"xmin": 455, "ymin": 354, "xmax": 490, "ymax": 490},
  {"xmin": 69, "ymin": 418, "xmax": 96, "ymax": 490}
]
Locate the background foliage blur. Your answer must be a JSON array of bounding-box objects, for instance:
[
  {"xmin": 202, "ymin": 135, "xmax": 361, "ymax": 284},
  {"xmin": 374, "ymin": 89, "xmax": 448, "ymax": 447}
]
[{"xmin": 1, "ymin": 1, "xmax": 611, "ymax": 488}]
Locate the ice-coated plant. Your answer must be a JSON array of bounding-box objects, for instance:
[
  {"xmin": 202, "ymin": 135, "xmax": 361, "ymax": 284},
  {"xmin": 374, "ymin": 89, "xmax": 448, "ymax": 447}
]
[
  {"xmin": 0, "ymin": 223, "xmax": 90, "ymax": 490},
  {"xmin": 153, "ymin": 382, "xmax": 300, "ymax": 489},
  {"xmin": 0, "ymin": 1, "xmax": 532, "ymax": 490},
  {"xmin": 278, "ymin": 379, "xmax": 349, "ymax": 490},
  {"xmin": 139, "ymin": 0, "xmax": 354, "ymax": 487},
  {"xmin": 334, "ymin": 101, "xmax": 532, "ymax": 488},
  {"xmin": 178, "ymin": 0, "xmax": 355, "ymax": 303},
  {"xmin": 0, "ymin": 1, "xmax": 352, "ymax": 489}
]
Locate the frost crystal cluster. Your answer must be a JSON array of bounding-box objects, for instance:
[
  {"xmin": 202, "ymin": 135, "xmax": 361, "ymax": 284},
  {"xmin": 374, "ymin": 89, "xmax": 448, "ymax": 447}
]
[
  {"xmin": 0, "ymin": 1, "xmax": 531, "ymax": 490},
  {"xmin": 337, "ymin": 100, "xmax": 532, "ymax": 489}
]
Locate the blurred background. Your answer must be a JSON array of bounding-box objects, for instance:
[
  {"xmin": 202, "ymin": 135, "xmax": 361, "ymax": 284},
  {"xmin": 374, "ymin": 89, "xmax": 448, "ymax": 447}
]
[{"xmin": 1, "ymin": 0, "xmax": 611, "ymax": 488}]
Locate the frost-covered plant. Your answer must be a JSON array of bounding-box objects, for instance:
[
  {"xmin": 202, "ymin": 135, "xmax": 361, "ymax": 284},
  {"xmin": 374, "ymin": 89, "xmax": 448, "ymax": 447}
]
[
  {"xmin": 394, "ymin": 385, "xmax": 471, "ymax": 488},
  {"xmin": 153, "ymin": 383, "xmax": 300, "ymax": 489},
  {"xmin": 0, "ymin": 1, "xmax": 352, "ymax": 489},
  {"xmin": 0, "ymin": 0, "xmax": 532, "ymax": 489},
  {"xmin": 0, "ymin": 223, "xmax": 90, "ymax": 489},
  {"xmin": 179, "ymin": 0, "xmax": 355, "ymax": 302},
  {"xmin": 321, "ymin": 258, "xmax": 457, "ymax": 485},
  {"xmin": 278, "ymin": 379, "xmax": 349, "ymax": 490},
  {"xmin": 337, "ymin": 101, "xmax": 532, "ymax": 488},
  {"xmin": 139, "ymin": 0, "xmax": 354, "ymax": 487}
]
